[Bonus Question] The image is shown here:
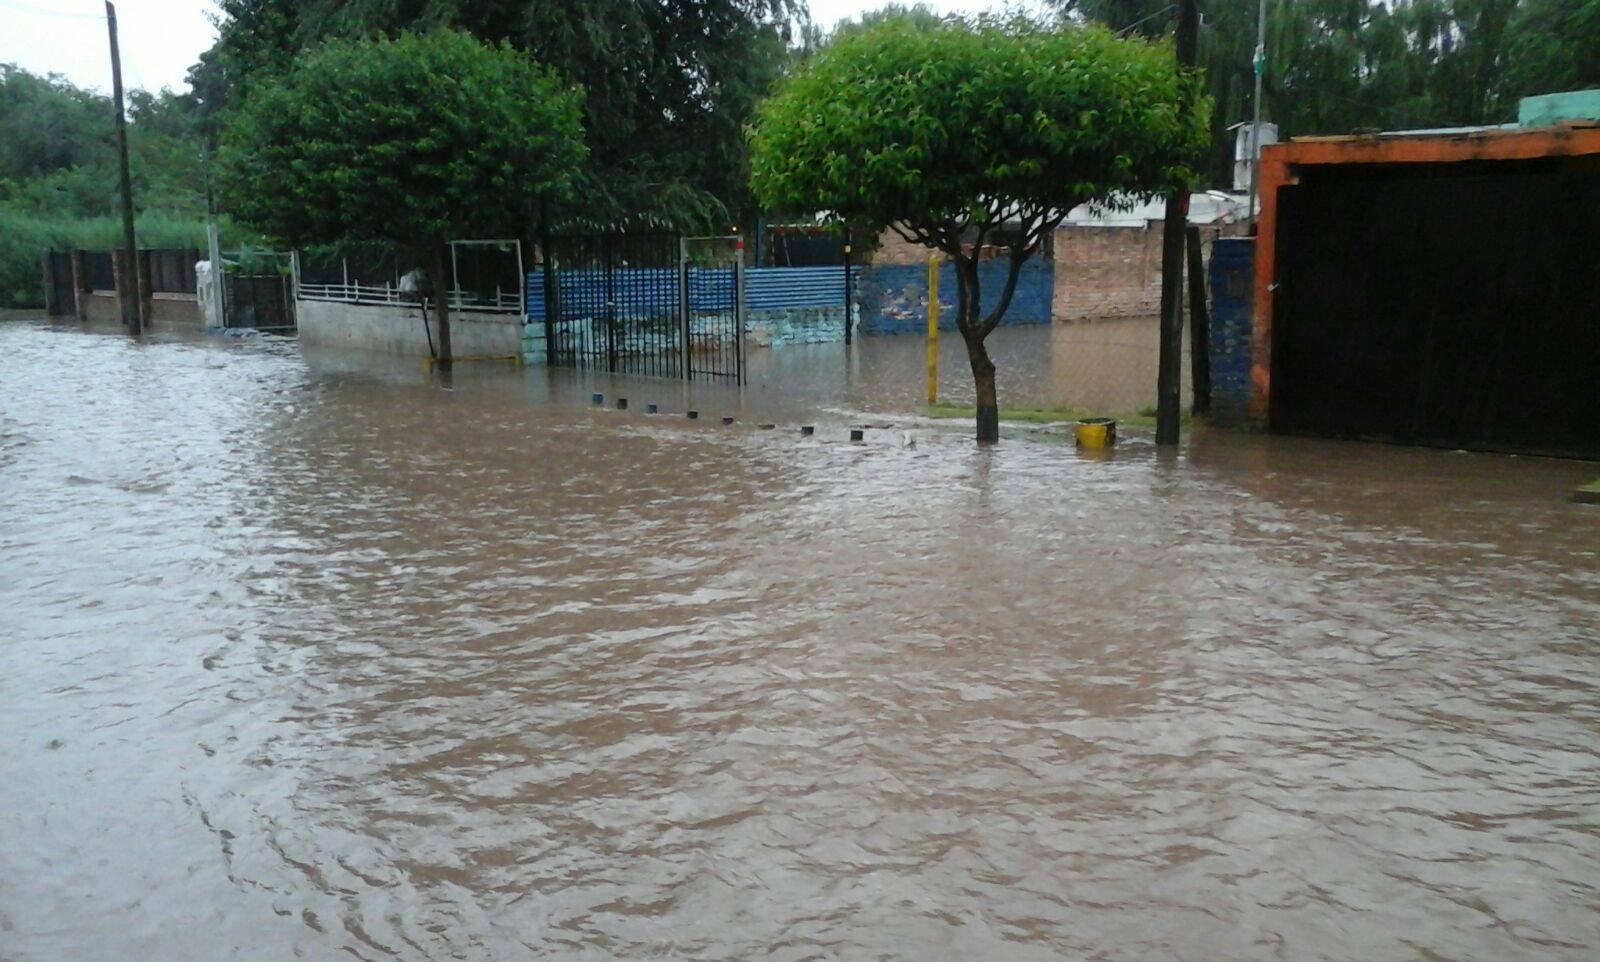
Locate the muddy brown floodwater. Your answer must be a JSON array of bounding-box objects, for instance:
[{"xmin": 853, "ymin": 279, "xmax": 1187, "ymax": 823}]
[{"xmin": 2, "ymin": 320, "xmax": 1598, "ymax": 962}]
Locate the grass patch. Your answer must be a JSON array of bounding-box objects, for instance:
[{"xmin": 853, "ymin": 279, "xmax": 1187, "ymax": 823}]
[{"xmin": 923, "ymin": 401, "xmax": 1160, "ymax": 427}]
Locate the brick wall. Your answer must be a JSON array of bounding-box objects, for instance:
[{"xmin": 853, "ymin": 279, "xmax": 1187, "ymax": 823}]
[
  {"xmin": 1052, "ymin": 225, "xmax": 1163, "ymax": 320},
  {"xmin": 869, "ymin": 223, "xmax": 1242, "ymax": 326},
  {"xmin": 872, "ymin": 230, "xmax": 937, "ymax": 265}
]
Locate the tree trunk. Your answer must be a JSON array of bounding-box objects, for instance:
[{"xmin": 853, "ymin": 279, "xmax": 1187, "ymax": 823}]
[
  {"xmin": 951, "ymin": 255, "xmax": 999, "ymax": 443},
  {"xmin": 966, "ymin": 331, "xmax": 1000, "ymax": 443},
  {"xmin": 430, "ymin": 244, "xmax": 453, "ymax": 370}
]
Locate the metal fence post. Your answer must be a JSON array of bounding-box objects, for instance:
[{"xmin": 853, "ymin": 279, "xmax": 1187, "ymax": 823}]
[
  {"xmin": 542, "ymin": 238, "xmax": 558, "ymax": 366},
  {"xmin": 843, "ymin": 232, "xmax": 854, "ymax": 345},
  {"xmin": 70, "ymin": 249, "xmax": 88, "ymax": 320},
  {"xmin": 735, "ymin": 253, "xmax": 747, "ymax": 385},
  {"xmin": 679, "ymin": 238, "xmax": 691, "ymax": 381},
  {"xmin": 136, "ymin": 249, "xmax": 152, "ymax": 330},
  {"xmin": 41, "ymin": 250, "xmax": 60, "ymax": 316},
  {"xmin": 927, "ymin": 255, "xmax": 940, "ymax": 404},
  {"xmin": 604, "ymin": 233, "xmax": 618, "ymax": 373}
]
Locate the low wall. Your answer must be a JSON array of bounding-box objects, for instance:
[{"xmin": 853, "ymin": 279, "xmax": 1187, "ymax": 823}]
[
  {"xmin": 857, "ymin": 258, "xmax": 1053, "ymax": 336},
  {"xmin": 80, "ymin": 291, "xmax": 202, "ymax": 326},
  {"xmin": 747, "ymin": 305, "xmax": 853, "ymax": 347},
  {"xmin": 297, "ymin": 299, "xmax": 522, "ymax": 358}
]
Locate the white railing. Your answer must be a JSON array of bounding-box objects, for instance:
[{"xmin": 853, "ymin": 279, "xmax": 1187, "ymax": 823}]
[
  {"xmin": 296, "ymin": 281, "xmax": 407, "ymax": 305},
  {"xmin": 295, "ymin": 282, "xmax": 522, "ymax": 314}
]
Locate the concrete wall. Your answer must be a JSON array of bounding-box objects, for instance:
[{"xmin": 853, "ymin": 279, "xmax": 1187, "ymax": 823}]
[
  {"xmin": 746, "ymin": 305, "xmax": 852, "ymax": 347},
  {"xmin": 297, "ymin": 298, "xmax": 522, "ymax": 358},
  {"xmin": 80, "ymin": 291, "xmax": 202, "ymax": 326}
]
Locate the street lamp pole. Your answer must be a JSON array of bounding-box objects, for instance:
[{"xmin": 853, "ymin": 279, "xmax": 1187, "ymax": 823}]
[{"xmin": 1247, "ymin": 0, "xmax": 1268, "ymax": 230}]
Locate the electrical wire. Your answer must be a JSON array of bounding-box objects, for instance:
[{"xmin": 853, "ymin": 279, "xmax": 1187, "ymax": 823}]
[{"xmin": 0, "ymin": 0, "xmax": 105, "ymax": 21}]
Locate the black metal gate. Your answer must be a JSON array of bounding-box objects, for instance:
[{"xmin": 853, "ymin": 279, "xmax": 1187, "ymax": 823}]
[
  {"xmin": 1270, "ymin": 159, "xmax": 1600, "ymax": 459},
  {"xmin": 684, "ymin": 239, "xmax": 744, "ymax": 383},
  {"xmin": 224, "ymin": 274, "xmax": 296, "ymax": 332},
  {"xmin": 539, "ymin": 233, "xmax": 743, "ymax": 383},
  {"xmin": 45, "ymin": 251, "xmax": 74, "ymax": 315}
]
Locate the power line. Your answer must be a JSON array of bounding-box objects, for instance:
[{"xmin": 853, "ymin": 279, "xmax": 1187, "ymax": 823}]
[
  {"xmin": 0, "ymin": 0, "xmax": 106, "ymax": 20},
  {"xmin": 1117, "ymin": 4, "xmax": 1177, "ymax": 36}
]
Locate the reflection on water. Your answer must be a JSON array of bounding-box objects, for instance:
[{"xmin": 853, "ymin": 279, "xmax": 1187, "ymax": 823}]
[
  {"xmin": 738, "ymin": 316, "xmax": 1183, "ymax": 415},
  {"xmin": 2, "ymin": 320, "xmax": 1597, "ymax": 962}
]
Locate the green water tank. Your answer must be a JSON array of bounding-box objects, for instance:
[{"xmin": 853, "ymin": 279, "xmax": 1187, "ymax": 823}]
[{"xmin": 1518, "ymin": 89, "xmax": 1600, "ymax": 127}]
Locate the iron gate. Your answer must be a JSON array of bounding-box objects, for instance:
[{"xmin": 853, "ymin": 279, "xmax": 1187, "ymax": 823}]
[
  {"xmin": 224, "ymin": 274, "xmax": 296, "ymax": 331},
  {"xmin": 45, "ymin": 251, "xmax": 74, "ymax": 315},
  {"xmin": 536, "ymin": 233, "xmax": 744, "ymax": 383}
]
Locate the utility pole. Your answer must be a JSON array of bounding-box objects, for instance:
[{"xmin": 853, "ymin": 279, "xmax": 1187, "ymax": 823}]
[
  {"xmin": 1155, "ymin": 0, "xmax": 1199, "ymax": 446},
  {"xmin": 202, "ymin": 145, "xmax": 225, "ymax": 327},
  {"xmin": 1247, "ymin": 0, "xmax": 1268, "ymax": 230},
  {"xmin": 106, "ymin": 1, "xmax": 140, "ymax": 333}
]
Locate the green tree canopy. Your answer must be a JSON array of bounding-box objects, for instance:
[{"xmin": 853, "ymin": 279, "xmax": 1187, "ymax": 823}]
[
  {"xmin": 1504, "ymin": 0, "xmax": 1600, "ymax": 98},
  {"xmin": 0, "ymin": 65, "xmax": 215, "ymax": 308},
  {"xmin": 1066, "ymin": 0, "xmax": 1595, "ymax": 186},
  {"xmin": 191, "ymin": 0, "xmax": 800, "ymax": 230},
  {"xmin": 217, "ymin": 29, "xmax": 585, "ymax": 365},
  {"xmin": 0, "ymin": 64, "xmax": 108, "ymax": 183},
  {"xmin": 749, "ymin": 16, "xmax": 1207, "ymax": 441},
  {"xmin": 218, "ymin": 29, "xmax": 582, "ymax": 252}
]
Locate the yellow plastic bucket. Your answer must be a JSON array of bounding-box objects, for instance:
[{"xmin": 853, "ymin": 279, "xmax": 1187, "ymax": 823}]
[{"xmin": 1075, "ymin": 417, "xmax": 1117, "ymax": 449}]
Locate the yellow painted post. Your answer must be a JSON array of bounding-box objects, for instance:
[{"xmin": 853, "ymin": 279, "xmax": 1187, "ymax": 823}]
[{"xmin": 926, "ymin": 255, "xmax": 940, "ymax": 405}]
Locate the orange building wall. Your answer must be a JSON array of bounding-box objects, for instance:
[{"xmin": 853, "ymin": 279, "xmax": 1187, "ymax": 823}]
[{"xmin": 1251, "ymin": 125, "xmax": 1600, "ymax": 416}]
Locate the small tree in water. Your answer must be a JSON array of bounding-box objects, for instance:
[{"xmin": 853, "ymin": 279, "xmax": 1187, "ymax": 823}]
[
  {"xmin": 217, "ymin": 29, "xmax": 585, "ymax": 369},
  {"xmin": 748, "ymin": 16, "xmax": 1208, "ymax": 441}
]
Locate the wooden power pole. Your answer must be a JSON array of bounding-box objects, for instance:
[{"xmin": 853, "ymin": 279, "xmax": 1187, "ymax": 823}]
[
  {"xmin": 106, "ymin": 1, "xmax": 140, "ymax": 333},
  {"xmin": 1155, "ymin": 0, "xmax": 1199, "ymax": 446}
]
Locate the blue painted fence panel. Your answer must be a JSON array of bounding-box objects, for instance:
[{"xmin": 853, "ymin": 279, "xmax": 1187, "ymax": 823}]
[
  {"xmin": 856, "ymin": 259, "xmax": 1054, "ymax": 336},
  {"xmin": 524, "ymin": 265, "xmax": 860, "ymax": 322},
  {"xmin": 746, "ymin": 266, "xmax": 859, "ymax": 310},
  {"xmin": 1207, "ymin": 237, "xmax": 1255, "ymax": 420},
  {"xmin": 523, "ymin": 261, "xmax": 1055, "ymax": 339}
]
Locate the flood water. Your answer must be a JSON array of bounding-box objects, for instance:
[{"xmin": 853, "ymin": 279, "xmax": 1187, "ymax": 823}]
[
  {"xmin": 740, "ymin": 316, "xmax": 1186, "ymax": 415},
  {"xmin": 3, "ymin": 320, "xmax": 1598, "ymax": 961}
]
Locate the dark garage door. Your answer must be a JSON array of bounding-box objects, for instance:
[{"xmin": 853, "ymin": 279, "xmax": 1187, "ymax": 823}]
[{"xmin": 1270, "ymin": 159, "xmax": 1600, "ymax": 460}]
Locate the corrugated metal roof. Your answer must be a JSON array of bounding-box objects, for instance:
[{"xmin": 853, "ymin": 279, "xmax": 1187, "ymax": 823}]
[{"xmin": 1060, "ymin": 191, "xmax": 1250, "ymax": 228}]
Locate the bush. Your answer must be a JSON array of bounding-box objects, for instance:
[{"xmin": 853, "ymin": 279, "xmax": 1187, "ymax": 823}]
[{"xmin": 0, "ymin": 209, "xmax": 261, "ymax": 309}]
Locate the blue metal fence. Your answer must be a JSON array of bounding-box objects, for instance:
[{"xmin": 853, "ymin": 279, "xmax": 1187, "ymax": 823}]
[
  {"xmin": 746, "ymin": 265, "xmax": 861, "ymax": 310},
  {"xmin": 525, "ymin": 265, "xmax": 862, "ymax": 322}
]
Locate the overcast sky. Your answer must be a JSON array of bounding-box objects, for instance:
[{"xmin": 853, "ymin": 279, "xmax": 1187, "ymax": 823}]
[{"xmin": 0, "ymin": 0, "xmax": 1043, "ymax": 94}]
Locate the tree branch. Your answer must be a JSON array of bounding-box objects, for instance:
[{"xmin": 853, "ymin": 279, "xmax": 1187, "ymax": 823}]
[{"xmin": 977, "ymin": 248, "xmax": 1028, "ymax": 340}]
